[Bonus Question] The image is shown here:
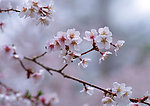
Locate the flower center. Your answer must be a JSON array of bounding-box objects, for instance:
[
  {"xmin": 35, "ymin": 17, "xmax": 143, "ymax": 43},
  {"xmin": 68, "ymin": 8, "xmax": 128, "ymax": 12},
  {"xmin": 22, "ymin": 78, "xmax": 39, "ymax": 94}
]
[
  {"xmin": 101, "ymin": 38, "xmax": 107, "ymax": 44},
  {"xmin": 70, "ymin": 34, "xmax": 75, "ymax": 39},
  {"xmin": 101, "ymin": 31, "xmax": 107, "ymax": 35}
]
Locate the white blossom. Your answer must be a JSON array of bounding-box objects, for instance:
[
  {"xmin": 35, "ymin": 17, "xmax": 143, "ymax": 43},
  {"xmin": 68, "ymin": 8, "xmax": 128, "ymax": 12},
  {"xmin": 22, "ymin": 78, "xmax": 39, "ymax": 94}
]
[
  {"xmin": 114, "ymin": 40, "xmax": 125, "ymax": 56},
  {"xmin": 80, "ymin": 86, "xmax": 94, "ymax": 95},
  {"xmin": 63, "ymin": 52, "xmax": 81, "ymax": 64},
  {"xmin": 84, "ymin": 29, "xmax": 98, "ymax": 42},
  {"xmin": 31, "ymin": 69, "xmax": 45, "ymax": 82},
  {"xmin": 98, "ymin": 26, "xmax": 112, "ymax": 36},
  {"xmin": 122, "ymin": 86, "xmax": 132, "ymax": 97},
  {"xmin": 69, "ymin": 37, "xmax": 82, "ymax": 51},
  {"xmin": 46, "ymin": 39, "xmax": 61, "ymax": 53},
  {"xmin": 49, "ymin": 93, "xmax": 59, "ymax": 104},
  {"xmin": 78, "ymin": 58, "xmax": 91, "ymax": 68},
  {"xmin": 39, "ymin": 93, "xmax": 59, "ymax": 105},
  {"xmin": 19, "ymin": 1, "xmax": 54, "ymax": 25},
  {"xmin": 95, "ymin": 35, "xmax": 112, "ymax": 49},
  {"xmin": 112, "ymin": 82, "xmax": 132, "ymax": 98},
  {"xmin": 67, "ymin": 28, "xmax": 80, "ymax": 40},
  {"xmin": 102, "ymin": 97, "xmax": 115, "ymax": 106},
  {"xmin": 99, "ymin": 51, "xmax": 112, "ymax": 63},
  {"xmin": 112, "ymin": 82, "xmax": 126, "ymax": 98},
  {"xmin": 55, "ymin": 31, "xmax": 67, "ymax": 49}
]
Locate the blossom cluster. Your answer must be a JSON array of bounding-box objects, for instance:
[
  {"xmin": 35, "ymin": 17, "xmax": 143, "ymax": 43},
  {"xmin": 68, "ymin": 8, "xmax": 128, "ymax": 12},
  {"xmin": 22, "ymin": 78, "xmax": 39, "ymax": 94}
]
[
  {"xmin": 0, "ymin": 84, "xmax": 59, "ymax": 106},
  {"xmin": 19, "ymin": 0, "xmax": 54, "ymax": 25},
  {"xmin": 0, "ymin": 45, "xmax": 21, "ymax": 60},
  {"xmin": 46, "ymin": 27, "xmax": 125, "ymax": 68},
  {"xmin": 101, "ymin": 82, "xmax": 132, "ymax": 106},
  {"xmin": 101, "ymin": 82, "xmax": 150, "ymax": 106},
  {"xmin": 0, "ymin": 45, "xmax": 46, "ymax": 80}
]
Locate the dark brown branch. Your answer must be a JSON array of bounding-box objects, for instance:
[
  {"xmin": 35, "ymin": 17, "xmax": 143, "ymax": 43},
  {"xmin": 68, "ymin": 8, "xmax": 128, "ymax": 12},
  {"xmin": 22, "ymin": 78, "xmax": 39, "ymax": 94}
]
[
  {"xmin": 18, "ymin": 59, "xmax": 28, "ymax": 71},
  {"xmin": 81, "ymin": 48, "xmax": 94, "ymax": 56},
  {"xmin": 21, "ymin": 51, "xmax": 150, "ymax": 105},
  {"xmin": 0, "ymin": 8, "xmax": 20, "ymax": 13},
  {"xmin": 142, "ymin": 101, "xmax": 150, "ymax": 106},
  {"xmin": 110, "ymin": 43, "xmax": 116, "ymax": 48},
  {"xmin": 24, "ymin": 56, "xmax": 116, "ymax": 96}
]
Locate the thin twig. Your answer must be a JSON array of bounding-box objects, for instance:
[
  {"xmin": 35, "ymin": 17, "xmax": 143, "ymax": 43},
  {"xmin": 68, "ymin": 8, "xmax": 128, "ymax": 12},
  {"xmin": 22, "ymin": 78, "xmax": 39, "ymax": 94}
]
[
  {"xmin": 0, "ymin": 9, "xmax": 20, "ymax": 13},
  {"xmin": 33, "ymin": 52, "xmax": 47, "ymax": 61}
]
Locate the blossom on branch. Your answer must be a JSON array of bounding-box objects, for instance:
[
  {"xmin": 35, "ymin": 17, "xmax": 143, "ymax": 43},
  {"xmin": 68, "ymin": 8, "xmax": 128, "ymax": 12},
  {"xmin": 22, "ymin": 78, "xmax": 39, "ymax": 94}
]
[
  {"xmin": 102, "ymin": 96, "xmax": 115, "ymax": 106},
  {"xmin": 19, "ymin": 1, "xmax": 54, "ymax": 25},
  {"xmin": 99, "ymin": 51, "xmax": 112, "ymax": 63},
  {"xmin": 112, "ymin": 82, "xmax": 132, "ymax": 98},
  {"xmin": 78, "ymin": 58, "xmax": 91, "ymax": 68},
  {"xmin": 95, "ymin": 34, "xmax": 112, "ymax": 49},
  {"xmin": 80, "ymin": 86, "xmax": 94, "ymax": 95},
  {"xmin": 114, "ymin": 40, "xmax": 125, "ymax": 56},
  {"xmin": 84, "ymin": 29, "xmax": 98, "ymax": 42}
]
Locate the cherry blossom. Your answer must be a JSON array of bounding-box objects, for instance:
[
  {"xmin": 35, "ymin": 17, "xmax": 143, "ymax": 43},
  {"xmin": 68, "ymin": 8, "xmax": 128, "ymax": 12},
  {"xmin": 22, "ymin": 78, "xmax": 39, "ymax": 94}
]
[
  {"xmin": 19, "ymin": 1, "xmax": 54, "ymax": 25},
  {"xmin": 98, "ymin": 26, "xmax": 112, "ymax": 36},
  {"xmin": 31, "ymin": 69, "xmax": 45, "ymax": 82},
  {"xmin": 39, "ymin": 93, "xmax": 59, "ymax": 105},
  {"xmin": 78, "ymin": 58, "xmax": 91, "ymax": 68},
  {"xmin": 84, "ymin": 29, "xmax": 98, "ymax": 42},
  {"xmin": 99, "ymin": 51, "xmax": 112, "ymax": 63},
  {"xmin": 102, "ymin": 96, "xmax": 115, "ymax": 106},
  {"xmin": 67, "ymin": 28, "xmax": 80, "ymax": 40},
  {"xmin": 95, "ymin": 35, "xmax": 112, "ymax": 49},
  {"xmin": 80, "ymin": 86, "xmax": 94, "ymax": 95},
  {"xmin": 62, "ymin": 51, "xmax": 81, "ymax": 64},
  {"xmin": 112, "ymin": 82, "xmax": 132, "ymax": 98},
  {"xmin": 46, "ymin": 39, "xmax": 61, "ymax": 53},
  {"xmin": 55, "ymin": 31, "xmax": 67, "ymax": 49},
  {"xmin": 114, "ymin": 40, "xmax": 125, "ymax": 56}
]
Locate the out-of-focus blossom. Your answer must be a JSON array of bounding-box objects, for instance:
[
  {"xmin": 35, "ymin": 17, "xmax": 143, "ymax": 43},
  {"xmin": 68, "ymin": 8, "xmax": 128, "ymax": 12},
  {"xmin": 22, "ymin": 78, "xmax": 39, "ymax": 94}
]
[
  {"xmin": 0, "ymin": 45, "xmax": 22, "ymax": 60},
  {"xmin": 99, "ymin": 51, "xmax": 112, "ymax": 63},
  {"xmin": 78, "ymin": 58, "xmax": 91, "ymax": 68},
  {"xmin": 122, "ymin": 86, "xmax": 132, "ymax": 97},
  {"xmin": 0, "ymin": 22, "xmax": 4, "ymax": 31},
  {"xmin": 49, "ymin": 93, "xmax": 59, "ymax": 104},
  {"xmin": 82, "ymin": 104, "xmax": 89, "ymax": 106},
  {"xmin": 80, "ymin": 86, "xmax": 94, "ymax": 95},
  {"xmin": 102, "ymin": 96, "xmax": 115, "ymax": 106},
  {"xmin": 39, "ymin": 93, "xmax": 59, "ymax": 105},
  {"xmin": 114, "ymin": 40, "xmax": 125, "ymax": 56},
  {"xmin": 84, "ymin": 29, "xmax": 98, "ymax": 42},
  {"xmin": 31, "ymin": 69, "xmax": 45, "ymax": 82},
  {"xmin": 19, "ymin": 1, "xmax": 54, "ymax": 25}
]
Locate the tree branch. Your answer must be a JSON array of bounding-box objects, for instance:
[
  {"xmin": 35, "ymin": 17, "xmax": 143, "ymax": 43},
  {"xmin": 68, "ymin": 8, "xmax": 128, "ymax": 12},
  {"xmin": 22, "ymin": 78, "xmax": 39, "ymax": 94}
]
[
  {"xmin": 0, "ymin": 8, "xmax": 20, "ymax": 13},
  {"xmin": 23, "ymin": 56, "xmax": 116, "ymax": 96}
]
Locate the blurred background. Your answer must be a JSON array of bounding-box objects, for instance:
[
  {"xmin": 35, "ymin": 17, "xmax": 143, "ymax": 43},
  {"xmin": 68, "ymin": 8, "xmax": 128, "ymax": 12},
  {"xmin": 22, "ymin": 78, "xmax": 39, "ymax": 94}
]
[{"xmin": 0, "ymin": 0, "xmax": 150, "ymax": 105}]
